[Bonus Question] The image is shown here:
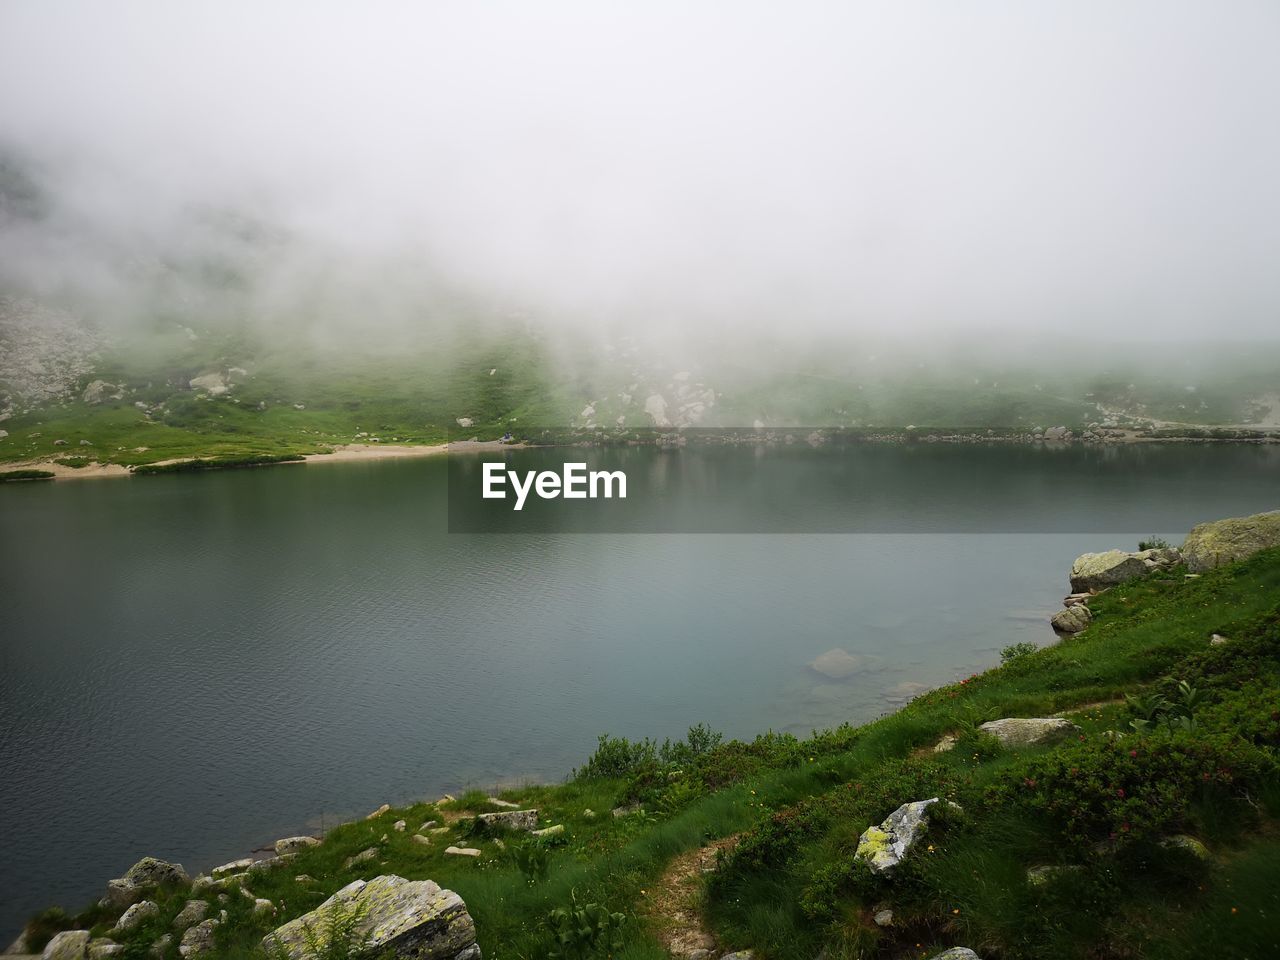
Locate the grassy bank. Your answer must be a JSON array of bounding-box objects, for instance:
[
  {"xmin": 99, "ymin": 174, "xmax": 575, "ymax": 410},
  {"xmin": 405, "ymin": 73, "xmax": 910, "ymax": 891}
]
[{"xmin": 20, "ymin": 548, "xmax": 1280, "ymax": 960}]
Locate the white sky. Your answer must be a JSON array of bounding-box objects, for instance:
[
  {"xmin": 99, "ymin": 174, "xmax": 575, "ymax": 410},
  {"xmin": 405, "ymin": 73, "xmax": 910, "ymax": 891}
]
[{"xmin": 2, "ymin": 1, "xmax": 1278, "ymax": 339}]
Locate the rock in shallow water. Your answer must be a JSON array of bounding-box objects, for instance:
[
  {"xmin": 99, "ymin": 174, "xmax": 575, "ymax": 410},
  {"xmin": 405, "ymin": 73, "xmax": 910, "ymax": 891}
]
[{"xmin": 262, "ymin": 875, "xmax": 479, "ymax": 960}]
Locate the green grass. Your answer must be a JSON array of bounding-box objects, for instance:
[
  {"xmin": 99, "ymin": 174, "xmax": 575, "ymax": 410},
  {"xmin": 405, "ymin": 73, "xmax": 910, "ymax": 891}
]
[
  {"xmin": 20, "ymin": 549, "xmax": 1280, "ymax": 960},
  {"xmin": 0, "ymin": 467, "xmax": 54, "ymax": 481}
]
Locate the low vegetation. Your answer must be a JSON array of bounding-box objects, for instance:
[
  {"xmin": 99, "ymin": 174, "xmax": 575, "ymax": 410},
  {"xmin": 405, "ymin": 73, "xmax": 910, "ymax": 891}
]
[{"xmin": 22, "ymin": 549, "xmax": 1280, "ymax": 960}]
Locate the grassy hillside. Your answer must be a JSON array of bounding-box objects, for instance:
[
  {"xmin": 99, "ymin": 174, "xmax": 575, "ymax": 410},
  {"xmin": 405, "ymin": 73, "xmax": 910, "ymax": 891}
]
[{"xmin": 20, "ymin": 547, "xmax": 1280, "ymax": 960}]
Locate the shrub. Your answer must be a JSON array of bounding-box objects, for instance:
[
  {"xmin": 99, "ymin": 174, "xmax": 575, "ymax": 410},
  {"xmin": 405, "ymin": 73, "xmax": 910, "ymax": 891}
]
[
  {"xmin": 1000, "ymin": 642, "xmax": 1038, "ymax": 665},
  {"xmin": 989, "ymin": 730, "xmax": 1274, "ymax": 842},
  {"xmin": 0, "ymin": 469, "xmax": 55, "ymax": 482},
  {"xmin": 543, "ymin": 897, "xmax": 626, "ymax": 959},
  {"xmin": 1138, "ymin": 536, "xmax": 1172, "ymax": 551},
  {"xmin": 573, "ymin": 734, "xmax": 658, "ymax": 781}
]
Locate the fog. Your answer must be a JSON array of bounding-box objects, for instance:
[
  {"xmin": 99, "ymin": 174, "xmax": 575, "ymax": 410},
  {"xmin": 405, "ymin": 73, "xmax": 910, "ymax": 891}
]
[{"xmin": 2, "ymin": 1, "xmax": 1279, "ymax": 348}]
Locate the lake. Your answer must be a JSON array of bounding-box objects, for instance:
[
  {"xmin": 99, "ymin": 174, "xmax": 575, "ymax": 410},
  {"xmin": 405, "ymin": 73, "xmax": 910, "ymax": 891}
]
[{"xmin": 1, "ymin": 442, "xmax": 1278, "ymax": 938}]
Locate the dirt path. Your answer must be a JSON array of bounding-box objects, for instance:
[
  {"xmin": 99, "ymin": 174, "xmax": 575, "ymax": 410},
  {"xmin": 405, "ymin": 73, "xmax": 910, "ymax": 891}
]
[{"xmin": 641, "ymin": 834, "xmax": 740, "ymax": 959}]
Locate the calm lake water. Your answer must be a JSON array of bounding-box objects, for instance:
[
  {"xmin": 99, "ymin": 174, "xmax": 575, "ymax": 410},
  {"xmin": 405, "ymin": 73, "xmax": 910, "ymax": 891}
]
[{"xmin": 1, "ymin": 443, "xmax": 1278, "ymax": 938}]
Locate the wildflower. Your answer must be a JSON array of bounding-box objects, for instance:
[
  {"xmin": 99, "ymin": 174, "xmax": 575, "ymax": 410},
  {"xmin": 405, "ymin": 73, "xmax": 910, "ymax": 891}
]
[
  {"xmin": 952, "ymin": 908, "xmax": 960, "ymax": 914},
  {"xmin": 1129, "ymin": 749, "xmax": 1138, "ymax": 757},
  {"xmin": 1116, "ymin": 788, "xmax": 1125, "ymax": 798}
]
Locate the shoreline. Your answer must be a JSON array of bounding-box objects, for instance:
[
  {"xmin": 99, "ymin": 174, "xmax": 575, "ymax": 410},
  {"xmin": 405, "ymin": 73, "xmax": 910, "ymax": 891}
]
[{"xmin": 2, "ymin": 429, "xmax": 1277, "ymax": 483}]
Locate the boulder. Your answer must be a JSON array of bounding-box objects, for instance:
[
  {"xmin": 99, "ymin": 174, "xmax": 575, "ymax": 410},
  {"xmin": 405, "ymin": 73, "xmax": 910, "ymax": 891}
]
[
  {"xmin": 1051, "ymin": 605, "xmax": 1091, "ymax": 634},
  {"xmin": 808, "ymin": 648, "xmax": 862, "ymax": 680},
  {"xmin": 978, "ymin": 718, "xmax": 1080, "ymax": 748},
  {"xmin": 393, "ymin": 820, "xmax": 406, "ymax": 832},
  {"xmin": 88, "ymin": 940, "xmax": 122, "ymax": 960},
  {"xmin": 1026, "ymin": 864, "xmax": 1082, "ymax": 886},
  {"xmin": 1183, "ymin": 511, "xmax": 1280, "ymax": 572},
  {"xmin": 172, "ymin": 901, "xmax": 209, "ymax": 932},
  {"xmin": 100, "ymin": 859, "xmax": 188, "ymax": 908},
  {"xmin": 211, "ymin": 859, "xmax": 251, "ymax": 877},
  {"xmin": 474, "ymin": 809, "xmax": 538, "ymax": 833},
  {"xmin": 178, "ymin": 920, "xmax": 218, "ymax": 958},
  {"xmin": 930, "ymin": 951, "xmax": 981, "ymax": 960},
  {"xmin": 262, "ymin": 875, "xmax": 479, "ymax": 960},
  {"xmin": 1161, "ymin": 834, "xmax": 1211, "ymax": 860},
  {"xmin": 855, "ymin": 798, "xmax": 952, "ymax": 874},
  {"xmin": 444, "ymin": 847, "xmax": 481, "ymax": 858},
  {"xmin": 252, "ymin": 900, "xmax": 275, "ymax": 918},
  {"xmin": 611, "ymin": 803, "xmax": 643, "ymax": 818},
  {"xmin": 274, "ymin": 836, "xmax": 320, "ymax": 856},
  {"xmin": 412, "ymin": 835, "xmax": 432, "ymax": 846},
  {"xmin": 933, "ymin": 735, "xmax": 957, "ymax": 753},
  {"xmin": 1210, "ymin": 634, "xmax": 1230, "ymax": 646},
  {"xmin": 43, "ymin": 932, "xmax": 89, "ymax": 960},
  {"xmin": 149, "ymin": 936, "xmax": 171, "ymax": 959},
  {"xmin": 365, "ymin": 804, "xmax": 391, "ymax": 820},
  {"xmin": 342, "ymin": 848, "xmax": 378, "ymax": 870},
  {"xmin": 531, "ymin": 824, "xmax": 564, "ymax": 838},
  {"xmin": 111, "ymin": 901, "xmax": 159, "ymax": 935},
  {"xmin": 1070, "ymin": 548, "xmax": 1179, "ymax": 592},
  {"xmin": 873, "ymin": 908, "xmax": 893, "ymax": 927}
]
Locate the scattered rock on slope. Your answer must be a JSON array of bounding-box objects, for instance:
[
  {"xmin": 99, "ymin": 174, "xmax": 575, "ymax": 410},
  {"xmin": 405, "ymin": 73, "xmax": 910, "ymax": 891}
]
[
  {"xmin": 979, "ymin": 718, "xmax": 1080, "ymax": 748},
  {"xmin": 855, "ymin": 798, "xmax": 954, "ymax": 874},
  {"xmin": 42, "ymin": 931, "xmax": 90, "ymax": 960},
  {"xmin": 1182, "ymin": 510, "xmax": 1280, "ymax": 572},
  {"xmin": 100, "ymin": 858, "xmax": 189, "ymax": 909},
  {"xmin": 475, "ymin": 809, "xmax": 538, "ymax": 833},
  {"xmin": 1051, "ymin": 605, "xmax": 1091, "ymax": 634},
  {"xmin": 262, "ymin": 875, "xmax": 479, "ymax": 960},
  {"xmin": 1069, "ymin": 548, "xmax": 1180, "ymax": 592}
]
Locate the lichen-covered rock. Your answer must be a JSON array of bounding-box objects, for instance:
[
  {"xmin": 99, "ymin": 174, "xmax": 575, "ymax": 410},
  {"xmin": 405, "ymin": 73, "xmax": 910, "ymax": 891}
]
[
  {"xmin": 111, "ymin": 900, "xmax": 159, "ymax": 935},
  {"xmin": 88, "ymin": 939, "xmax": 122, "ymax": 960},
  {"xmin": 531, "ymin": 824, "xmax": 564, "ymax": 838},
  {"xmin": 99, "ymin": 859, "xmax": 188, "ymax": 909},
  {"xmin": 43, "ymin": 932, "xmax": 90, "ymax": 960},
  {"xmin": 252, "ymin": 900, "xmax": 276, "ymax": 918},
  {"xmin": 1069, "ymin": 548, "xmax": 1179, "ymax": 592},
  {"xmin": 1183, "ymin": 511, "xmax": 1280, "ymax": 572},
  {"xmin": 1026, "ymin": 864, "xmax": 1082, "ymax": 886},
  {"xmin": 979, "ymin": 718, "xmax": 1080, "ymax": 748},
  {"xmin": 178, "ymin": 920, "xmax": 218, "ymax": 958},
  {"xmin": 933, "ymin": 735, "xmax": 958, "ymax": 753},
  {"xmin": 343, "ymin": 848, "xmax": 378, "ymax": 870},
  {"xmin": 211, "ymin": 859, "xmax": 251, "ymax": 877},
  {"xmin": 261, "ymin": 875, "xmax": 479, "ymax": 960},
  {"xmin": 1161, "ymin": 834, "xmax": 1211, "ymax": 860},
  {"xmin": 855, "ymin": 798, "xmax": 950, "ymax": 874},
  {"xmin": 1051, "ymin": 605, "xmax": 1091, "ymax": 634},
  {"xmin": 274, "ymin": 836, "xmax": 320, "ymax": 856},
  {"xmin": 930, "ymin": 950, "xmax": 981, "ymax": 960},
  {"xmin": 474, "ymin": 809, "xmax": 538, "ymax": 833},
  {"xmin": 172, "ymin": 900, "xmax": 209, "ymax": 932}
]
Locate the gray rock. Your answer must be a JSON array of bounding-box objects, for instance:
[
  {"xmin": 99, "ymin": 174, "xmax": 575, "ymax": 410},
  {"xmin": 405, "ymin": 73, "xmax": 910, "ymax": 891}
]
[
  {"xmin": 252, "ymin": 900, "xmax": 276, "ymax": 918},
  {"xmin": 873, "ymin": 908, "xmax": 893, "ymax": 927},
  {"xmin": 855, "ymin": 798, "xmax": 953, "ymax": 874},
  {"xmin": 474, "ymin": 809, "xmax": 538, "ymax": 833},
  {"xmin": 1026, "ymin": 864, "xmax": 1082, "ymax": 886},
  {"xmin": 365, "ymin": 804, "xmax": 391, "ymax": 820},
  {"xmin": 393, "ymin": 820, "xmax": 406, "ymax": 832},
  {"xmin": 1070, "ymin": 549, "xmax": 1179, "ymax": 592},
  {"xmin": 88, "ymin": 940, "xmax": 122, "ymax": 960},
  {"xmin": 486, "ymin": 798, "xmax": 520, "ymax": 809},
  {"xmin": 274, "ymin": 836, "xmax": 320, "ymax": 856},
  {"xmin": 930, "ymin": 951, "xmax": 981, "ymax": 960},
  {"xmin": 1161, "ymin": 834, "xmax": 1211, "ymax": 860},
  {"xmin": 444, "ymin": 847, "xmax": 481, "ymax": 857},
  {"xmin": 933, "ymin": 735, "xmax": 958, "ymax": 753},
  {"xmin": 172, "ymin": 901, "xmax": 209, "ymax": 933},
  {"xmin": 211, "ymin": 859, "xmax": 251, "ymax": 877},
  {"xmin": 412, "ymin": 835, "xmax": 432, "ymax": 846},
  {"xmin": 1183, "ymin": 510, "xmax": 1280, "ymax": 572},
  {"xmin": 262, "ymin": 875, "xmax": 478, "ymax": 960},
  {"xmin": 190, "ymin": 877, "xmax": 214, "ymax": 895},
  {"xmin": 100, "ymin": 859, "xmax": 188, "ymax": 909},
  {"xmin": 531, "ymin": 824, "xmax": 564, "ymax": 838},
  {"xmin": 979, "ymin": 718, "xmax": 1080, "ymax": 748},
  {"xmin": 342, "ymin": 848, "xmax": 378, "ymax": 870},
  {"xmin": 149, "ymin": 935, "xmax": 172, "ymax": 959},
  {"xmin": 4, "ymin": 929, "xmax": 30, "ymax": 954},
  {"xmin": 178, "ymin": 920, "xmax": 218, "ymax": 959},
  {"xmin": 611, "ymin": 803, "xmax": 643, "ymax": 818},
  {"xmin": 1210, "ymin": 633, "xmax": 1230, "ymax": 646},
  {"xmin": 1051, "ymin": 605, "xmax": 1092, "ymax": 634},
  {"xmin": 247, "ymin": 856, "xmax": 285, "ymax": 876},
  {"xmin": 720, "ymin": 953, "xmax": 755, "ymax": 960},
  {"xmin": 111, "ymin": 901, "xmax": 159, "ymax": 935},
  {"xmin": 43, "ymin": 932, "xmax": 89, "ymax": 960}
]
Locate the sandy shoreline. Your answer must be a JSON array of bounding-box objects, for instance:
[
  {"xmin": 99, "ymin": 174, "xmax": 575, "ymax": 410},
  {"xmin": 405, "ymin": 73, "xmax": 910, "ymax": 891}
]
[{"xmin": 2, "ymin": 439, "xmax": 523, "ymax": 481}]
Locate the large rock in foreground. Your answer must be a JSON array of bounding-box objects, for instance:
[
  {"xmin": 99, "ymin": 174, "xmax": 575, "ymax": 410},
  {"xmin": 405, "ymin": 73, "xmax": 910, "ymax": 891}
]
[
  {"xmin": 1182, "ymin": 511, "xmax": 1280, "ymax": 573},
  {"xmin": 100, "ymin": 858, "xmax": 189, "ymax": 909},
  {"xmin": 1069, "ymin": 548, "xmax": 1180, "ymax": 592},
  {"xmin": 855, "ymin": 798, "xmax": 951, "ymax": 874},
  {"xmin": 979, "ymin": 718, "xmax": 1080, "ymax": 748},
  {"xmin": 263, "ymin": 875, "xmax": 479, "ymax": 960}
]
